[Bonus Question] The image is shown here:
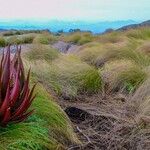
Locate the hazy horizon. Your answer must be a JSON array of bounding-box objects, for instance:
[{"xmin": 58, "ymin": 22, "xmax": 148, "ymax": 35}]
[{"xmin": 0, "ymin": 0, "xmax": 149, "ymax": 33}]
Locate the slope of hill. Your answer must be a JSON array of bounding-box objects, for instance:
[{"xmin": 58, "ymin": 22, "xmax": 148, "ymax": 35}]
[
  {"xmin": 117, "ymin": 20, "xmax": 150, "ymax": 31},
  {"xmin": 0, "ymin": 25, "xmax": 150, "ymax": 149}
]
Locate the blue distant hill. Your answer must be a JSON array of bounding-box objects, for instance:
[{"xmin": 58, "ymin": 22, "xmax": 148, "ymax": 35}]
[{"xmin": 0, "ymin": 19, "xmax": 138, "ymax": 33}]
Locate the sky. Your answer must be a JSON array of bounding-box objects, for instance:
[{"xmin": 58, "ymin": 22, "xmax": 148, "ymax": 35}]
[{"xmin": 0, "ymin": 0, "xmax": 149, "ymax": 21}]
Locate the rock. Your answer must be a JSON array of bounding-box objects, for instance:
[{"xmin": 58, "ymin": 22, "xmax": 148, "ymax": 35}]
[
  {"xmin": 52, "ymin": 41, "xmax": 71, "ymax": 53},
  {"xmin": 52, "ymin": 41, "xmax": 80, "ymax": 53}
]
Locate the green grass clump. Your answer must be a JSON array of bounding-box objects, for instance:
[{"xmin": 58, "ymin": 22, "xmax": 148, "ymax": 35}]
[
  {"xmin": 96, "ymin": 32, "xmax": 125, "ymax": 43},
  {"xmin": 62, "ymin": 32, "xmax": 93, "ymax": 45},
  {"xmin": 78, "ymin": 69, "xmax": 102, "ymax": 93},
  {"xmin": 3, "ymin": 34, "xmax": 35, "ymax": 45},
  {"xmin": 28, "ymin": 55, "xmax": 102, "ymax": 98},
  {"xmin": 113, "ymin": 48, "xmax": 150, "ymax": 67},
  {"xmin": 0, "ymin": 84, "xmax": 78, "ymax": 150},
  {"xmin": 115, "ymin": 66, "xmax": 148, "ymax": 92},
  {"xmin": 25, "ymin": 44, "xmax": 59, "ymax": 61},
  {"xmin": 75, "ymin": 42, "xmax": 104, "ymax": 65},
  {"xmin": 33, "ymin": 34, "xmax": 57, "ymax": 44},
  {"xmin": 94, "ymin": 41, "xmax": 150, "ymax": 68},
  {"xmin": 138, "ymin": 41, "xmax": 150, "ymax": 55},
  {"xmin": 126, "ymin": 27, "xmax": 150, "ymax": 40},
  {"xmin": 6, "ymin": 36, "xmax": 22, "ymax": 45},
  {"xmin": 3, "ymin": 31, "xmax": 17, "ymax": 36},
  {"xmin": 101, "ymin": 59, "xmax": 148, "ymax": 92},
  {"xmin": 21, "ymin": 35, "xmax": 35, "ymax": 44},
  {"xmin": 52, "ymin": 55, "xmax": 102, "ymax": 95},
  {"xmin": 0, "ymin": 37, "xmax": 6, "ymax": 47}
]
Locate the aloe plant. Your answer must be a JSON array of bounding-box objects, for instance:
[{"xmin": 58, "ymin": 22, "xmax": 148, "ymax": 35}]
[{"xmin": 0, "ymin": 46, "xmax": 36, "ymax": 127}]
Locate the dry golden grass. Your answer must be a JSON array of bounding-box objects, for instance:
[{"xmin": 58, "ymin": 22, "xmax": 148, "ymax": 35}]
[
  {"xmin": 101, "ymin": 59, "xmax": 148, "ymax": 92},
  {"xmin": 24, "ymin": 54, "xmax": 102, "ymax": 98},
  {"xmin": 33, "ymin": 33, "xmax": 57, "ymax": 44},
  {"xmin": 95, "ymin": 31, "xmax": 127, "ymax": 44},
  {"xmin": 138, "ymin": 41, "xmax": 150, "ymax": 55},
  {"xmin": 125, "ymin": 27, "xmax": 150, "ymax": 40},
  {"xmin": 61, "ymin": 32, "xmax": 93, "ymax": 45}
]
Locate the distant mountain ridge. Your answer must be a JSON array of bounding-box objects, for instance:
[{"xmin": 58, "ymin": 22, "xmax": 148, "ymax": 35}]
[
  {"xmin": 0, "ymin": 19, "xmax": 137, "ymax": 33},
  {"xmin": 117, "ymin": 20, "xmax": 150, "ymax": 31}
]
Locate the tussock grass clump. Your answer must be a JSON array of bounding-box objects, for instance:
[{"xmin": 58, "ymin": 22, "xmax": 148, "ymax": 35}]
[
  {"xmin": 95, "ymin": 43, "xmax": 150, "ymax": 68},
  {"xmin": 62, "ymin": 32, "xmax": 93, "ymax": 45},
  {"xmin": 0, "ymin": 37, "xmax": 6, "ymax": 47},
  {"xmin": 75, "ymin": 40, "xmax": 131, "ymax": 67},
  {"xmin": 75, "ymin": 42, "xmax": 103, "ymax": 65},
  {"xmin": 138, "ymin": 41, "xmax": 150, "ymax": 55},
  {"xmin": 27, "ymin": 55, "xmax": 102, "ymax": 98},
  {"xmin": 33, "ymin": 34, "xmax": 57, "ymax": 44},
  {"xmin": 51, "ymin": 55, "xmax": 102, "ymax": 96},
  {"xmin": 20, "ymin": 35, "xmax": 35, "ymax": 44},
  {"xmin": 130, "ymin": 79, "xmax": 150, "ymax": 108},
  {"xmin": 2, "ymin": 31, "xmax": 18, "ymax": 36},
  {"xmin": 6, "ymin": 36, "xmax": 22, "ymax": 45},
  {"xmin": 96, "ymin": 32, "xmax": 126, "ymax": 44},
  {"xmin": 25, "ymin": 44, "xmax": 59, "ymax": 61},
  {"xmin": 110, "ymin": 48, "xmax": 150, "ymax": 67},
  {"xmin": 0, "ymin": 84, "xmax": 78, "ymax": 149},
  {"xmin": 3, "ymin": 34, "xmax": 35, "ymax": 45},
  {"xmin": 101, "ymin": 60, "xmax": 148, "ymax": 92},
  {"xmin": 126, "ymin": 27, "xmax": 150, "ymax": 40}
]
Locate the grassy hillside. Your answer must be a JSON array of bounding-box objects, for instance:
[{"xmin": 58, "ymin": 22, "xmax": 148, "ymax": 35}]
[{"xmin": 0, "ymin": 26, "xmax": 150, "ymax": 149}]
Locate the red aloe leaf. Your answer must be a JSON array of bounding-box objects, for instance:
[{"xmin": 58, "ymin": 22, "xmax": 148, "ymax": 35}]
[
  {"xmin": 10, "ymin": 70, "xmax": 20, "ymax": 107},
  {"xmin": 1, "ymin": 47, "xmax": 10, "ymax": 97},
  {"xmin": 19, "ymin": 69, "xmax": 30, "ymax": 101},
  {"xmin": 0, "ymin": 86, "xmax": 10, "ymax": 115},
  {"xmin": 28, "ymin": 84, "xmax": 36, "ymax": 100},
  {"xmin": 1, "ymin": 107, "xmax": 11, "ymax": 125},
  {"xmin": 18, "ymin": 48, "xmax": 25, "ymax": 87},
  {"xmin": 0, "ymin": 50, "xmax": 4, "ymax": 104},
  {"xmin": 23, "ymin": 95, "xmax": 36, "ymax": 113},
  {"xmin": 12, "ymin": 90, "xmax": 30, "ymax": 118},
  {"xmin": 0, "ymin": 46, "xmax": 36, "ymax": 126}
]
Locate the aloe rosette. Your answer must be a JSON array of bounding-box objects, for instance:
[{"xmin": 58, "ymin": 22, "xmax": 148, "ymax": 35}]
[{"xmin": 0, "ymin": 46, "xmax": 36, "ymax": 127}]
